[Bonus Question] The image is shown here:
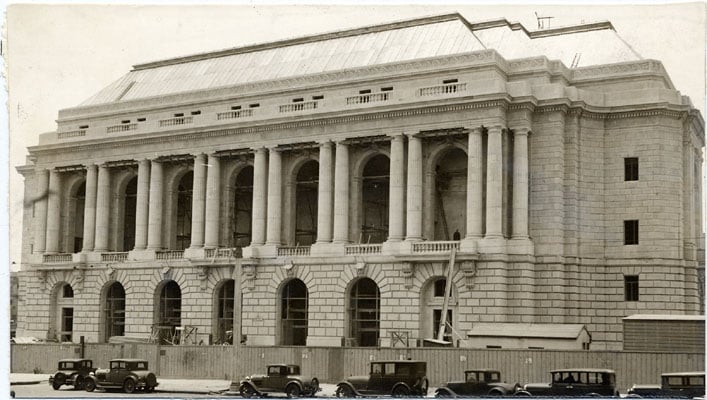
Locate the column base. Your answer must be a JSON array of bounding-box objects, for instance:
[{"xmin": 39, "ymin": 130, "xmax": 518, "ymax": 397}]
[
  {"xmin": 459, "ymin": 237, "xmax": 481, "ymax": 253},
  {"xmin": 508, "ymin": 237, "xmax": 534, "ymax": 255},
  {"xmin": 382, "ymin": 240, "xmax": 402, "ymax": 255},
  {"xmin": 478, "ymin": 236, "xmax": 507, "ymax": 254},
  {"xmin": 311, "ymin": 242, "xmax": 345, "ymax": 257}
]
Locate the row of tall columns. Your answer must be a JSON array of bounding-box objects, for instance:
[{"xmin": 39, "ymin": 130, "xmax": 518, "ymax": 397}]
[
  {"xmin": 204, "ymin": 154, "xmax": 221, "ymax": 248},
  {"xmin": 94, "ymin": 165, "xmax": 111, "ymax": 252},
  {"xmin": 316, "ymin": 142, "xmax": 334, "ymax": 244},
  {"xmin": 389, "ymin": 135, "xmax": 406, "ymax": 241},
  {"xmin": 134, "ymin": 160, "xmax": 151, "ymax": 250},
  {"xmin": 466, "ymin": 128, "xmax": 484, "ymax": 238}
]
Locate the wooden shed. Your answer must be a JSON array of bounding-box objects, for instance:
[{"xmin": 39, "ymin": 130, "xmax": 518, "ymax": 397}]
[{"xmin": 465, "ymin": 323, "xmax": 591, "ymax": 350}]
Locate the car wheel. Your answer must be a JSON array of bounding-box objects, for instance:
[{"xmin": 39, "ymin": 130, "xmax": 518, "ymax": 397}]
[
  {"xmin": 392, "ymin": 385, "xmax": 410, "ymax": 397},
  {"xmin": 74, "ymin": 376, "xmax": 85, "ymax": 390},
  {"xmin": 52, "ymin": 381, "xmax": 62, "ymax": 390},
  {"xmin": 488, "ymin": 389, "xmax": 504, "ymax": 397},
  {"xmin": 286, "ymin": 383, "xmax": 302, "ymax": 398},
  {"xmin": 336, "ymin": 385, "xmax": 355, "ymax": 398},
  {"xmin": 435, "ymin": 389, "xmax": 453, "ymax": 398},
  {"xmin": 84, "ymin": 379, "xmax": 96, "ymax": 392},
  {"xmin": 240, "ymin": 384, "xmax": 256, "ymax": 398},
  {"xmin": 514, "ymin": 391, "xmax": 532, "ymax": 396},
  {"xmin": 123, "ymin": 378, "xmax": 136, "ymax": 394}
]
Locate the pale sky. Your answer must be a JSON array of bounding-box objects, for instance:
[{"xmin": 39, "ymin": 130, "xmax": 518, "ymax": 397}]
[{"xmin": 5, "ymin": 2, "xmax": 707, "ymax": 268}]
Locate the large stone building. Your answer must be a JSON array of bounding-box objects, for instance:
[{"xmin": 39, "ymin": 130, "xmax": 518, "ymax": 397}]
[{"xmin": 16, "ymin": 13, "xmax": 704, "ymax": 350}]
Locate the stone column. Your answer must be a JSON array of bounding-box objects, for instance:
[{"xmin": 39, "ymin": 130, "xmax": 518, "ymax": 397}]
[
  {"xmin": 45, "ymin": 169, "xmax": 62, "ymax": 254},
  {"xmin": 684, "ymin": 140, "xmax": 696, "ymax": 260},
  {"xmin": 405, "ymin": 134, "xmax": 423, "ymax": 241},
  {"xmin": 93, "ymin": 165, "xmax": 111, "ymax": 252},
  {"xmin": 134, "ymin": 159, "xmax": 151, "ymax": 250},
  {"xmin": 333, "ymin": 141, "xmax": 350, "ymax": 243},
  {"xmin": 251, "ymin": 148, "xmax": 267, "ymax": 246},
  {"xmin": 33, "ymin": 169, "xmax": 50, "ymax": 254},
  {"xmin": 190, "ymin": 154, "xmax": 207, "ymax": 249},
  {"xmin": 466, "ymin": 128, "xmax": 484, "ymax": 239},
  {"xmin": 512, "ymin": 128, "xmax": 530, "ymax": 239},
  {"xmin": 81, "ymin": 164, "xmax": 98, "ymax": 252},
  {"xmin": 266, "ymin": 148, "xmax": 282, "ymax": 245},
  {"xmin": 147, "ymin": 160, "xmax": 164, "ymax": 250},
  {"xmin": 205, "ymin": 154, "xmax": 221, "ymax": 248},
  {"xmin": 485, "ymin": 126, "xmax": 503, "ymax": 239},
  {"xmin": 388, "ymin": 134, "xmax": 405, "ymax": 241},
  {"xmin": 316, "ymin": 141, "xmax": 334, "ymax": 243}
]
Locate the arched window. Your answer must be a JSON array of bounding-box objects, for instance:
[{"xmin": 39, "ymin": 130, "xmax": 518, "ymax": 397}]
[
  {"xmin": 122, "ymin": 177, "xmax": 137, "ymax": 251},
  {"xmin": 156, "ymin": 281, "xmax": 181, "ymax": 344},
  {"xmin": 72, "ymin": 182, "xmax": 86, "ymax": 253},
  {"xmin": 280, "ymin": 279, "xmax": 308, "ymax": 345},
  {"xmin": 348, "ymin": 278, "xmax": 380, "ymax": 347},
  {"xmin": 54, "ymin": 283, "xmax": 74, "ymax": 342},
  {"xmin": 103, "ymin": 282, "xmax": 125, "ymax": 342},
  {"xmin": 175, "ymin": 172, "xmax": 193, "ymax": 250},
  {"xmin": 420, "ymin": 278, "xmax": 457, "ymax": 343},
  {"xmin": 361, "ymin": 155, "xmax": 389, "ymax": 243},
  {"xmin": 433, "ymin": 148, "xmax": 467, "ymax": 240},
  {"xmin": 231, "ymin": 167, "xmax": 253, "ymax": 247},
  {"xmin": 215, "ymin": 280, "xmax": 235, "ymax": 344},
  {"xmin": 295, "ymin": 161, "xmax": 319, "ymax": 246}
]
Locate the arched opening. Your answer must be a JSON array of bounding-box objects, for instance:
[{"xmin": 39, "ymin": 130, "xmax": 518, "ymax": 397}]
[
  {"xmin": 231, "ymin": 166, "xmax": 253, "ymax": 247},
  {"xmin": 122, "ymin": 177, "xmax": 137, "ymax": 251},
  {"xmin": 433, "ymin": 148, "xmax": 468, "ymax": 240},
  {"xmin": 348, "ymin": 278, "xmax": 380, "ymax": 347},
  {"xmin": 280, "ymin": 279, "xmax": 308, "ymax": 345},
  {"xmin": 155, "ymin": 281, "xmax": 181, "ymax": 344},
  {"xmin": 52, "ymin": 283, "xmax": 74, "ymax": 342},
  {"xmin": 103, "ymin": 282, "xmax": 125, "ymax": 342},
  {"xmin": 72, "ymin": 182, "xmax": 86, "ymax": 253},
  {"xmin": 214, "ymin": 279, "xmax": 235, "ymax": 344},
  {"xmin": 295, "ymin": 161, "xmax": 318, "ymax": 246},
  {"xmin": 175, "ymin": 172, "xmax": 193, "ymax": 250},
  {"xmin": 420, "ymin": 277, "xmax": 457, "ymax": 343},
  {"xmin": 361, "ymin": 155, "xmax": 389, "ymax": 244}
]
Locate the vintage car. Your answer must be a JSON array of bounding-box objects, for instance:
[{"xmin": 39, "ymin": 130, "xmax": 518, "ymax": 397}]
[
  {"xmin": 435, "ymin": 369, "xmax": 521, "ymax": 397},
  {"xmin": 335, "ymin": 360, "xmax": 428, "ymax": 397},
  {"xmin": 239, "ymin": 364, "xmax": 320, "ymax": 398},
  {"xmin": 516, "ymin": 368, "xmax": 619, "ymax": 397},
  {"xmin": 49, "ymin": 358, "xmax": 95, "ymax": 390},
  {"xmin": 84, "ymin": 358, "xmax": 158, "ymax": 393},
  {"xmin": 628, "ymin": 371, "xmax": 705, "ymax": 398}
]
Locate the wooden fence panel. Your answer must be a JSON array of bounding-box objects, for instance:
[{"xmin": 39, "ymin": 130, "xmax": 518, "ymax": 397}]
[{"xmin": 11, "ymin": 344, "xmax": 80, "ymax": 374}]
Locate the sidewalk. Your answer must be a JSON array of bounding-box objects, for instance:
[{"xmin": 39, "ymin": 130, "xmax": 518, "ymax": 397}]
[
  {"xmin": 155, "ymin": 378, "xmax": 232, "ymax": 394},
  {"xmin": 9, "ymin": 373, "xmax": 46, "ymax": 385}
]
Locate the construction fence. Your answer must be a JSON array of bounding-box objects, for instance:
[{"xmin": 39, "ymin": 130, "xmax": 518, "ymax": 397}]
[{"xmin": 11, "ymin": 343, "xmax": 703, "ymax": 392}]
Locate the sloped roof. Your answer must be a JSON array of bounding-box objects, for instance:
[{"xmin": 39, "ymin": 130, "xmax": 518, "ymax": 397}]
[
  {"xmin": 622, "ymin": 314, "xmax": 706, "ymax": 321},
  {"xmin": 79, "ymin": 13, "xmax": 642, "ymax": 107},
  {"xmin": 467, "ymin": 323, "xmax": 589, "ymax": 339}
]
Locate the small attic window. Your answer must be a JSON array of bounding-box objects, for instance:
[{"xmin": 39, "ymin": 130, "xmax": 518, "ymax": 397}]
[
  {"xmin": 191, "ymin": 110, "xmax": 201, "ymax": 115},
  {"xmin": 381, "ymin": 87, "xmax": 394, "ymax": 92},
  {"xmin": 359, "ymin": 89, "xmax": 372, "ymax": 94},
  {"xmin": 231, "ymin": 105, "xmax": 242, "ymax": 110},
  {"xmin": 79, "ymin": 125, "xmax": 89, "ymax": 129},
  {"xmin": 249, "ymin": 103, "xmax": 260, "ymax": 108},
  {"xmin": 293, "ymin": 98, "xmax": 304, "ymax": 103},
  {"xmin": 137, "ymin": 118, "xmax": 146, "ymax": 122},
  {"xmin": 443, "ymin": 79, "xmax": 458, "ymax": 84},
  {"xmin": 174, "ymin": 113, "xmax": 184, "ymax": 117},
  {"xmin": 312, "ymin": 95, "xmax": 324, "ymax": 100},
  {"xmin": 121, "ymin": 120, "xmax": 131, "ymax": 124}
]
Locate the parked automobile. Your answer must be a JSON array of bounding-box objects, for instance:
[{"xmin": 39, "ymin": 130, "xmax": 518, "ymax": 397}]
[
  {"xmin": 239, "ymin": 364, "xmax": 320, "ymax": 398},
  {"xmin": 335, "ymin": 360, "xmax": 428, "ymax": 397},
  {"xmin": 49, "ymin": 358, "xmax": 95, "ymax": 390},
  {"xmin": 435, "ymin": 369, "xmax": 521, "ymax": 397},
  {"xmin": 628, "ymin": 371, "xmax": 705, "ymax": 398},
  {"xmin": 516, "ymin": 368, "xmax": 619, "ymax": 397},
  {"xmin": 84, "ymin": 358, "xmax": 158, "ymax": 393}
]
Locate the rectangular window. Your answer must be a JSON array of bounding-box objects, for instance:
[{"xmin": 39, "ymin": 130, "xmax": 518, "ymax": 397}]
[
  {"xmin": 359, "ymin": 89, "xmax": 371, "ymax": 94},
  {"xmin": 137, "ymin": 117, "xmax": 146, "ymax": 122},
  {"xmin": 174, "ymin": 113, "xmax": 184, "ymax": 117},
  {"xmin": 292, "ymin": 98, "xmax": 304, "ymax": 103},
  {"xmin": 381, "ymin": 86, "xmax": 394, "ymax": 92},
  {"xmin": 312, "ymin": 95, "xmax": 324, "ymax": 100},
  {"xmin": 231, "ymin": 105, "xmax": 241, "ymax": 110},
  {"xmin": 190, "ymin": 110, "xmax": 201, "ymax": 115},
  {"xmin": 625, "ymin": 157, "xmax": 639, "ymax": 181},
  {"xmin": 625, "ymin": 275, "xmax": 639, "ymax": 301},
  {"xmin": 624, "ymin": 220, "xmax": 639, "ymax": 245},
  {"xmin": 79, "ymin": 125, "xmax": 89, "ymax": 129},
  {"xmin": 121, "ymin": 119, "xmax": 130, "ymax": 124},
  {"xmin": 443, "ymin": 78, "xmax": 458, "ymax": 84},
  {"xmin": 249, "ymin": 103, "xmax": 260, "ymax": 108}
]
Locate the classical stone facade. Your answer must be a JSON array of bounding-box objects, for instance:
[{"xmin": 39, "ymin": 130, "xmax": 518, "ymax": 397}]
[{"xmin": 16, "ymin": 13, "xmax": 704, "ymax": 350}]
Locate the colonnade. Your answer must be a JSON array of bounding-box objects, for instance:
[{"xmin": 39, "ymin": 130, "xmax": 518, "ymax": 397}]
[{"xmin": 33, "ymin": 125, "xmax": 531, "ymax": 256}]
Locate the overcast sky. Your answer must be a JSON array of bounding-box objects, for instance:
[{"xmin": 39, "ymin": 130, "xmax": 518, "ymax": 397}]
[{"xmin": 5, "ymin": 3, "xmax": 706, "ymax": 267}]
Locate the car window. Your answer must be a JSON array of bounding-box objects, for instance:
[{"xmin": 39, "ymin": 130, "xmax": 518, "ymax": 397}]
[
  {"xmin": 371, "ymin": 364, "xmax": 382, "ymax": 374},
  {"xmin": 466, "ymin": 372, "xmax": 477, "ymax": 383},
  {"xmin": 289, "ymin": 366, "xmax": 300, "ymax": 375},
  {"xmin": 268, "ymin": 366, "xmax": 280, "ymax": 375},
  {"xmin": 83, "ymin": 361, "xmax": 92, "ymax": 368},
  {"xmin": 489, "ymin": 372, "xmax": 500, "ymax": 382},
  {"xmin": 396, "ymin": 364, "xmax": 410, "ymax": 376},
  {"xmin": 667, "ymin": 377, "xmax": 683, "ymax": 386},
  {"xmin": 383, "ymin": 363, "xmax": 396, "ymax": 376},
  {"xmin": 587, "ymin": 373, "xmax": 598, "ymax": 384},
  {"xmin": 688, "ymin": 376, "xmax": 705, "ymax": 386},
  {"xmin": 560, "ymin": 372, "xmax": 578, "ymax": 383}
]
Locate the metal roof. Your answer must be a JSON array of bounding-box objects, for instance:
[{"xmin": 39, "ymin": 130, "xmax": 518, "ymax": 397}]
[
  {"xmin": 78, "ymin": 13, "xmax": 642, "ymax": 107},
  {"xmin": 467, "ymin": 323, "xmax": 589, "ymax": 339}
]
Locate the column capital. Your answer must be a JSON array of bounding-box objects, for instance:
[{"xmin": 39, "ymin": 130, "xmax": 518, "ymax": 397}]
[
  {"xmin": 404, "ymin": 132, "xmax": 421, "ymax": 139},
  {"xmin": 511, "ymin": 127, "xmax": 531, "ymax": 136},
  {"xmin": 317, "ymin": 139, "xmax": 333, "ymax": 147},
  {"xmin": 468, "ymin": 127, "xmax": 484, "ymax": 135},
  {"xmin": 386, "ymin": 132, "xmax": 405, "ymax": 140},
  {"xmin": 191, "ymin": 152, "xmax": 207, "ymax": 158},
  {"xmin": 484, "ymin": 124, "xmax": 504, "ymax": 134}
]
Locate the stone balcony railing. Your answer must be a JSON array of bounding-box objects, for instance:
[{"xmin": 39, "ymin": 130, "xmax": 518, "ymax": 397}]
[
  {"xmin": 43, "ymin": 254, "xmax": 72, "ymax": 263},
  {"xmin": 205, "ymin": 247, "xmax": 243, "ymax": 259},
  {"xmin": 216, "ymin": 109, "xmax": 253, "ymax": 120},
  {"xmin": 345, "ymin": 244, "xmax": 383, "ymax": 255},
  {"xmin": 159, "ymin": 116, "xmax": 193, "ymax": 127},
  {"xmin": 279, "ymin": 101, "xmax": 318, "ymax": 113},
  {"xmin": 57, "ymin": 130, "xmax": 86, "ymax": 139},
  {"xmin": 418, "ymin": 82, "xmax": 467, "ymax": 97},
  {"xmin": 412, "ymin": 240, "xmax": 460, "ymax": 253},
  {"xmin": 277, "ymin": 246, "xmax": 311, "ymax": 257},
  {"xmin": 156, "ymin": 250, "xmax": 185, "ymax": 260},
  {"xmin": 346, "ymin": 92, "xmax": 389, "ymax": 105},
  {"xmin": 101, "ymin": 252, "xmax": 128, "ymax": 262},
  {"xmin": 106, "ymin": 123, "xmax": 137, "ymax": 133}
]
